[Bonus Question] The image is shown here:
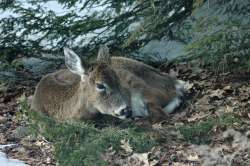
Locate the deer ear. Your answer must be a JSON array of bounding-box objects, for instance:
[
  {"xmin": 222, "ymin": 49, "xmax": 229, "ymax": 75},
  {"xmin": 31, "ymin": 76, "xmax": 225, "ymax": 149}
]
[
  {"xmin": 64, "ymin": 48, "xmax": 86, "ymax": 81},
  {"xmin": 97, "ymin": 45, "xmax": 111, "ymax": 64}
]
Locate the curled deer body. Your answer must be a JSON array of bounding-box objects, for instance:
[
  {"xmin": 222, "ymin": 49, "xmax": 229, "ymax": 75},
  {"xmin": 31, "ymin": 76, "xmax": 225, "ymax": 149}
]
[{"xmin": 31, "ymin": 46, "xmax": 183, "ymax": 122}]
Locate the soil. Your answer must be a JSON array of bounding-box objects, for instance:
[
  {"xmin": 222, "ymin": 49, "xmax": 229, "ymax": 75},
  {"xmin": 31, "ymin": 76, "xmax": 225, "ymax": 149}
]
[{"xmin": 0, "ymin": 65, "xmax": 249, "ymax": 166}]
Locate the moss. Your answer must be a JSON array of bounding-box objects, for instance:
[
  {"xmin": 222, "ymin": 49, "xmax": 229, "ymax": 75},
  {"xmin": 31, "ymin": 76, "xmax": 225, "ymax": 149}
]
[
  {"xmin": 177, "ymin": 113, "xmax": 240, "ymax": 144},
  {"xmin": 218, "ymin": 113, "xmax": 241, "ymax": 128},
  {"xmin": 11, "ymin": 58, "xmax": 24, "ymax": 70},
  {"xmin": 178, "ymin": 119, "xmax": 215, "ymax": 144}
]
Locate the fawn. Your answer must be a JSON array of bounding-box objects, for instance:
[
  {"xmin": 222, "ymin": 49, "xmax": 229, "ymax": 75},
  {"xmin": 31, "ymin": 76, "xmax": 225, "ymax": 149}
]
[{"xmin": 31, "ymin": 46, "xmax": 183, "ymax": 122}]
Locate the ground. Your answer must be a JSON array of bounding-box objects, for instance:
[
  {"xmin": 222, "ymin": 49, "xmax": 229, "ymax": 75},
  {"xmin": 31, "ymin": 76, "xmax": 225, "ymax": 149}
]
[{"xmin": 0, "ymin": 64, "xmax": 249, "ymax": 166}]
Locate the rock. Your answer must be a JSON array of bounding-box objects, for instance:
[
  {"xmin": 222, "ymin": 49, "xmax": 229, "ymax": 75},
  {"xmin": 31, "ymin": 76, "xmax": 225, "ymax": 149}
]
[
  {"xmin": 0, "ymin": 67, "xmax": 18, "ymax": 87},
  {"xmin": 0, "ymin": 71, "xmax": 15, "ymax": 78},
  {"xmin": 21, "ymin": 57, "xmax": 56, "ymax": 75},
  {"xmin": 0, "ymin": 115, "xmax": 7, "ymax": 123},
  {"xmin": 10, "ymin": 126, "xmax": 30, "ymax": 140},
  {"xmin": 0, "ymin": 83, "xmax": 8, "ymax": 93},
  {"xmin": 135, "ymin": 39, "xmax": 186, "ymax": 63}
]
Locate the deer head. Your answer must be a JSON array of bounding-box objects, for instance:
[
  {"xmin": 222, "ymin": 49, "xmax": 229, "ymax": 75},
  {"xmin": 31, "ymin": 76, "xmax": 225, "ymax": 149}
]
[{"xmin": 63, "ymin": 45, "xmax": 132, "ymax": 119}]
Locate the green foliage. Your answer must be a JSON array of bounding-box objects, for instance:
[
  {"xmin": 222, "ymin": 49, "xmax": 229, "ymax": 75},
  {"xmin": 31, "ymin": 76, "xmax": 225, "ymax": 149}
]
[
  {"xmin": 178, "ymin": 119, "xmax": 215, "ymax": 144},
  {"xmin": 185, "ymin": 22, "xmax": 250, "ymax": 72},
  {"xmin": 219, "ymin": 113, "xmax": 241, "ymax": 128},
  {"xmin": 0, "ymin": 0, "xmax": 193, "ymax": 56},
  {"xmin": 192, "ymin": 0, "xmax": 204, "ymax": 14},
  {"xmin": 169, "ymin": 0, "xmax": 250, "ymax": 72},
  {"xmin": 11, "ymin": 59, "xmax": 23, "ymax": 70},
  {"xmin": 217, "ymin": 0, "xmax": 250, "ymax": 15},
  {"xmin": 178, "ymin": 113, "xmax": 240, "ymax": 144},
  {"xmin": 18, "ymin": 97, "xmax": 155, "ymax": 166},
  {"xmin": 16, "ymin": 95, "xmax": 32, "ymax": 122},
  {"xmin": 0, "ymin": 0, "xmax": 15, "ymax": 10},
  {"xmin": 124, "ymin": 0, "xmax": 193, "ymax": 48}
]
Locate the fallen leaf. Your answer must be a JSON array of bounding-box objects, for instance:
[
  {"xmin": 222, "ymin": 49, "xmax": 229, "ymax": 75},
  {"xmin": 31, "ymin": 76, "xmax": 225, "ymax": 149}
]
[
  {"xmin": 209, "ymin": 89, "xmax": 224, "ymax": 99},
  {"xmin": 183, "ymin": 81, "xmax": 194, "ymax": 91},
  {"xmin": 187, "ymin": 153, "xmax": 199, "ymax": 161},
  {"xmin": 130, "ymin": 153, "xmax": 149, "ymax": 166},
  {"xmin": 120, "ymin": 139, "xmax": 133, "ymax": 154},
  {"xmin": 172, "ymin": 162, "xmax": 189, "ymax": 166},
  {"xmin": 225, "ymin": 105, "xmax": 234, "ymax": 113},
  {"xmin": 187, "ymin": 112, "xmax": 209, "ymax": 122}
]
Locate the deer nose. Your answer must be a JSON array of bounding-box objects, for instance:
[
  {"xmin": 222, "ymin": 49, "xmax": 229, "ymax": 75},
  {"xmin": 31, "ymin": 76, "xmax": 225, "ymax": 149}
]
[{"xmin": 119, "ymin": 106, "xmax": 132, "ymax": 118}]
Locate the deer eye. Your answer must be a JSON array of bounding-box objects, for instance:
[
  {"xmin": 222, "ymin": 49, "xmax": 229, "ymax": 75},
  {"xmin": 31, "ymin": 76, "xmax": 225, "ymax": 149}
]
[{"xmin": 96, "ymin": 83, "xmax": 106, "ymax": 92}]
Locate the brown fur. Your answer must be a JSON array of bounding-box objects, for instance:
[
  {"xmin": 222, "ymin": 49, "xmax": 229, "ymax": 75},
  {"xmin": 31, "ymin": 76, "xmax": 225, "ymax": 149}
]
[
  {"xmin": 31, "ymin": 47, "xmax": 182, "ymax": 122},
  {"xmin": 111, "ymin": 57, "xmax": 179, "ymax": 122}
]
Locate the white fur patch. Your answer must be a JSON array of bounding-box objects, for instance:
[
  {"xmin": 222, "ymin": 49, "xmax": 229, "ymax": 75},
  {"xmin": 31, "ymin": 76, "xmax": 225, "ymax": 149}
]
[
  {"xmin": 163, "ymin": 97, "xmax": 181, "ymax": 114},
  {"xmin": 131, "ymin": 93, "xmax": 149, "ymax": 117},
  {"xmin": 162, "ymin": 80, "xmax": 184, "ymax": 114},
  {"xmin": 175, "ymin": 79, "xmax": 185, "ymax": 96},
  {"xmin": 114, "ymin": 104, "xmax": 127, "ymax": 117}
]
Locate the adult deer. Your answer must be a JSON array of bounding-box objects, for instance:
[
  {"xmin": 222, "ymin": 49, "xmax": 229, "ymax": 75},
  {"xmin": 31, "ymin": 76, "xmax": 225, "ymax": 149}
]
[{"xmin": 31, "ymin": 46, "xmax": 183, "ymax": 122}]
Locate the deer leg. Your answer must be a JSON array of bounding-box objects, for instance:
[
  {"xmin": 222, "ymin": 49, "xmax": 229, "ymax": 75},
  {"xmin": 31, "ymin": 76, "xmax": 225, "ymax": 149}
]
[{"xmin": 147, "ymin": 103, "xmax": 169, "ymax": 123}]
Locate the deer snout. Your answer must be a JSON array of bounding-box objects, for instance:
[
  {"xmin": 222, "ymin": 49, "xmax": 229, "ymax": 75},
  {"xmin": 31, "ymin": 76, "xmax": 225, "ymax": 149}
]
[
  {"xmin": 115, "ymin": 106, "xmax": 132, "ymax": 119},
  {"xmin": 120, "ymin": 106, "xmax": 132, "ymax": 118}
]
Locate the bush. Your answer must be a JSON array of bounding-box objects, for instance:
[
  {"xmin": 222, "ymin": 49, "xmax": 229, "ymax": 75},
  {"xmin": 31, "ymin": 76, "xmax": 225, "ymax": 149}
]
[{"xmin": 183, "ymin": 18, "xmax": 250, "ymax": 72}]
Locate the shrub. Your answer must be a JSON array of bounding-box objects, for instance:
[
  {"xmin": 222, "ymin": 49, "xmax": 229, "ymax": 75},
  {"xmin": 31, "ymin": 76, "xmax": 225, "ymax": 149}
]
[{"xmin": 184, "ymin": 19, "xmax": 250, "ymax": 72}]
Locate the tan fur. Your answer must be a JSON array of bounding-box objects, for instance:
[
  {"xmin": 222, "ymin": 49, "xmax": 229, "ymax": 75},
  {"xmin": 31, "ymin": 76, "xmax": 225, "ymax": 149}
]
[
  {"xmin": 111, "ymin": 57, "xmax": 180, "ymax": 122},
  {"xmin": 31, "ymin": 70, "xmax": 96, "ymax": 121},
  {"xmin": 31, "ymin": 46, "xmax": 182, "ymax": 122}
]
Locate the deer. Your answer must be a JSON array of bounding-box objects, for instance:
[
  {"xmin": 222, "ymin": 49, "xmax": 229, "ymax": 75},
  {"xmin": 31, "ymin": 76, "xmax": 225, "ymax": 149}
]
[{"xmin": 31, "ymin": 45, "xmax": 184, "ymax": 123}]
